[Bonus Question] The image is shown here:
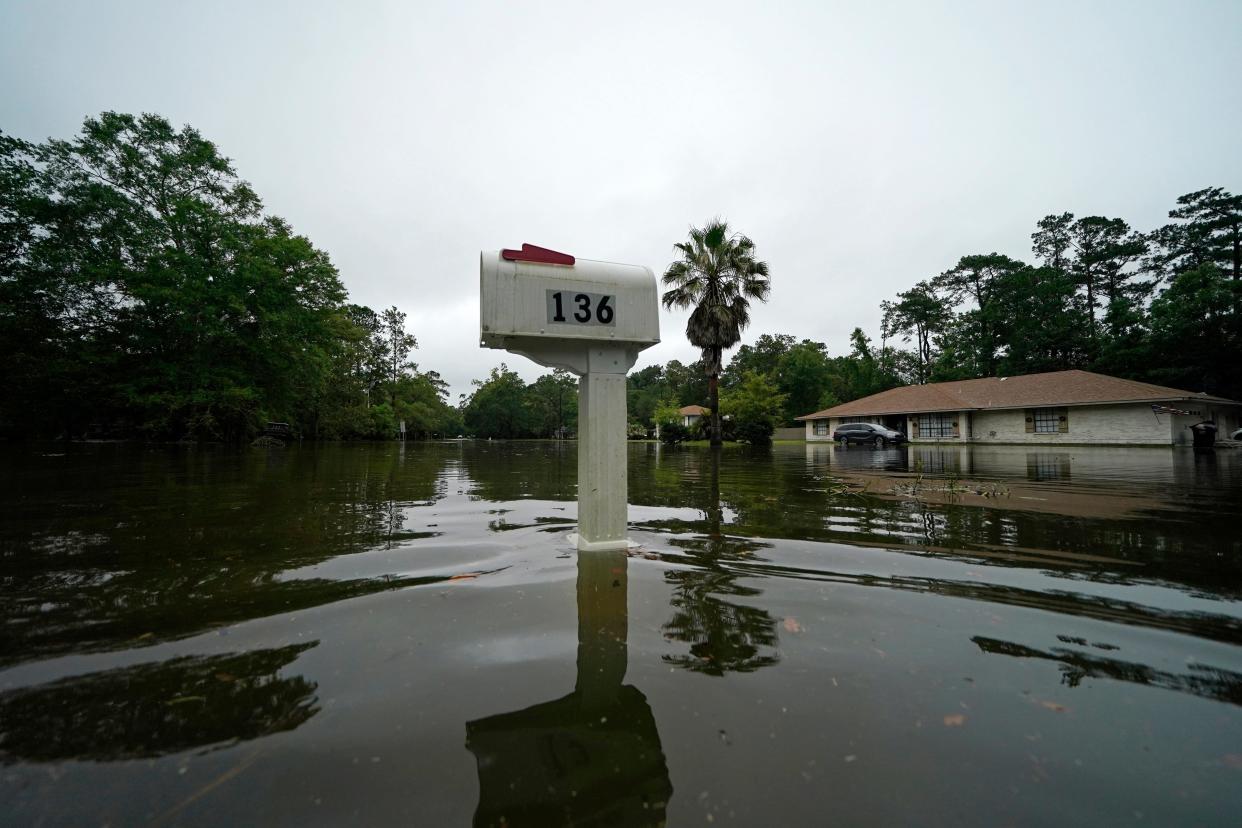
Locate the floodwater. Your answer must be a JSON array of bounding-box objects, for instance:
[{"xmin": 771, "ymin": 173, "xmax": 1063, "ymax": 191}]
[{"xmin": 2, "ymin": 441, "xmax": 1241, "ymax": 826}]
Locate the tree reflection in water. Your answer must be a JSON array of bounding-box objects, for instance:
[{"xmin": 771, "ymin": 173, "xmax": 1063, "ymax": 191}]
[
  {"xmin": 1, "ymin": 444, "xmax": 454, "ymax": 667},
  {"xmin": 662, "ymin": 449, "xmax": 781, "ymax": 676},
  {"xmin": 0, "ymin": 643, "xmax": 318, "ymax": 762},
  {"xmin": 465, "ymin": 551, "xmax": 672, "ymax": 827},
  {"xmin": 973, "ymin": 636, "xmax": 1242, "ymax": 706}
]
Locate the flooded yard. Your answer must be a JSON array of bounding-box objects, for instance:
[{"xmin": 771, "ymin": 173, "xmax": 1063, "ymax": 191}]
[{"xmin": 2, "ymin": 441, "xmax": 1241, "ymax": 825}]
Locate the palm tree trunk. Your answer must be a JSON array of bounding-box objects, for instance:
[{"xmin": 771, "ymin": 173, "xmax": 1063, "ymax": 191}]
[{"xmin": 709, "ymin": 373, "xmax": 721, "ymax": 446}]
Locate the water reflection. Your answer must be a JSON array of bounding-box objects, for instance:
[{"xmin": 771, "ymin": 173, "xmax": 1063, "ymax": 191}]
[
  {"xmin": 1, "ymin": 442, "xmax": 1240, "ymax": 823},
  {"xmin": 804, "ymin": 442, "xmax": 911, "ymax": 472},
  {"xmin": 973, "ymin": 636, "xmax": 1242, "ymax": 706},
  {"xmin": 661, "ymin": 545, "xmax": 780, "ymax": 675},
  {"xmin": 911, "ymin": 446, "xmax": 968, "ymax": 475},
  {"xmin": 465, "ymin": 551, "xmax": 672, "ymax": 827},
  {"xmin": 0, "ymin": 445, "xmax": 456, "ymax": 666},
  {"xmin": 6, "ymin": 442, "xmax": 1241, "ymax": 676},
  {"xmin": 1026, "ymin": 452, "xmax": 1072, "ymax": 481},
  {"xmin": 458, "ymin": 440, "xmax": 577, "ymax": 503},
  {"xmin": 0, "ymin": 643, "xmax": 318, "ymax": 762},
  {"xmin": 661, "ymin": 451, "xmax": 781, "ymax": 674}
]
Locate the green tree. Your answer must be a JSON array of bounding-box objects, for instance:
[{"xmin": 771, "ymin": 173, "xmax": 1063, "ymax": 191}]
[
  {"xmin": 776, "ymin": 340, "xmax": 835, "ymax": 422},
  {"xmin": 1150, "ymin": 188, "xmax": 1242, "ymax": 315},
  {"xmin": 664, "ymin": 359, "xmax": 710, "ymax": 408},
  {"xmin": 1147, "ymin": 264, "xmax": 1240, "ymax": 396},
  {"xmin": 881, "ymin": 281, "xmax": 951, "ymax": 383},
  {"xmin": 380, "ymin": 306, "xmax": 418, "ymax": 406},
  {"xmin": 721, "ymin": 334, "xmax": 794, "ymax": 389},
  {"xmin": 626, "ymin": 364, "xmax": 667, "ymax": 428},
  {"xmin": 655, "ymin": 395, "xmax": 690, "ymax": 443},
  {"xmin": 1036, "ymin": 215, "xmax": 1147, "ymax": 352},
  {"xmin": 834, "ymin": 328, "xmax": 901, "ymax": 402},
  {"xmin": 991, "ymin": 265, "xmax": 1085, "ymax": 375},
  {"xmin": 526, "ymin": 369, "xmax": 578, "ymax": 437},
  {"xmin": 0, "ymin": 112, "xmax": 347, "ymax": 440},
  {"xmin": 1032, "ymin": 212, "xmax": 1075, "ymax": 271},
  {"xmin": 720, "ymin": 372, "xmax": 787, "ymax": 445},
  {"xmin": 345, "ymin": 304, "xmax": 389, "ymax": 406},
  {"xmin": 653, "ymin": 398, "xmax": 683, "ymax": 429},
  {"xmin": 661, "ymin": 220, "xmax": 771, "ymax": 446},
  {"xmin": 932, "ymin": 254, "xmax": 1026, "ymax": 376},
  {"xmin": 463, "ymin": 365, "xmax": 535, "ymax": 438},
  {"xmin": 1169, "ymin": 188, "xmax": 1242, "ymax": 284},
  {"xmin": 1067, "ymin": 216, "xmax": 1148, "ymax": 348}
]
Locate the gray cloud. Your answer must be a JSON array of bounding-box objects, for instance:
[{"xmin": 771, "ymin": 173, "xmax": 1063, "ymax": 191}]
[{"xmin": 3, "ymin": 0, "xmax": 1239, "ymax": 399}]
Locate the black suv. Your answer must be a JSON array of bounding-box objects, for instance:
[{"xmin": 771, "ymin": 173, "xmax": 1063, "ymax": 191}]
[{"xmin": 831, "ymin": 422, "xmax": 907, "ymax": 447}]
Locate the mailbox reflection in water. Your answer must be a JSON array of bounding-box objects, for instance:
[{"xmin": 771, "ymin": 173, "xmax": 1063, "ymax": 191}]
[{"xmin": 465, "ymin": 551, "xmax": 672, "ymax": 827}]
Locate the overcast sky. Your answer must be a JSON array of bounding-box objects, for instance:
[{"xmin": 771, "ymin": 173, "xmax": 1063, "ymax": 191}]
[{"xmin": 3, "ymin": 0, "xmax": 1240, "ymax": 399}]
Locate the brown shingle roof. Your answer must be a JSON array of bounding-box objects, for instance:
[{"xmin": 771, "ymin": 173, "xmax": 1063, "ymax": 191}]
[
  {"xmin": 795, "ymin": 370, "xmax": 1239, "ymax": 420},
  {"xmin": 679, "ymin": 405, "xmax": 709, "ymax": 416}
]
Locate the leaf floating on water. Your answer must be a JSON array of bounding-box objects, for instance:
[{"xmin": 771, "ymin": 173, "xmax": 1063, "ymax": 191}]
[
  {"xmin": 783, "ymin": 617, "xmax": 804, "ymax": 634},
  {"xmin": 214, "ymin": 672, "xmax": 236, "ymax": 683},
  {"xmin": 449, "ymin": 572, "xmax": 481, "ymax": 581},
  {"xmin": 943, "ymin": 714, "xmax": 967, "ymax": 727},
  {"xmin": 1039, "ymin": 701, "xmax": 1068, "ymax": 713},
  {"xmin": 166, "ymin": 695, "xmax": 207, "ymax": 706}
]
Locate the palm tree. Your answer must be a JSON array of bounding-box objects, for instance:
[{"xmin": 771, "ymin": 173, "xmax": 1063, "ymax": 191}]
[{"xmin": 661, "ymin": 220, "xmax": 771, "ymax": 445}]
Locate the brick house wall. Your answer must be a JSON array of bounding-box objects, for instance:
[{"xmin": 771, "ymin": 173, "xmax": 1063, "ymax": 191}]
[
  {"xmin": 968, "ymin": 404, "xmax": 1171, "ymax": 445},
  {"xmin": 804, "ymin": 402, "xmax": 1241, "ymax": 445}
]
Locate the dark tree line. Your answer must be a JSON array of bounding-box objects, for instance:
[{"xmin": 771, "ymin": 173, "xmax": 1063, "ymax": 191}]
[
  {"xmin": 0, "ymin": 113, "xmax": 460, "ymax": 441},
  {"xmin": 459, "ymin": 366, "xmax": 579, "ymax": 439},
  {"xmin": 881, "ymin": 189, "xmax": 1242, "ymax": 398},
  {"xmin": 618, "ymin": 330, "xmax": 903, "ymax": 434}
]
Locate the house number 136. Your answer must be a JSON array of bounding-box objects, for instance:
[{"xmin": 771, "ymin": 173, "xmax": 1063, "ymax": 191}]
[{"xmin": 547, "ymin": 290, "xmax": 616, "ymax": 327}]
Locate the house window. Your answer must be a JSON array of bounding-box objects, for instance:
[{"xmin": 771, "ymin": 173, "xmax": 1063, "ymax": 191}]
[
  {"xmin": 1033, "ymin": 408, "xmax": 1060, "ymax": 433},
  {"xmin": 814, "ymin": 420, "xmax": 829, "ymax": 436},
  {"xmin": 917, "ymin": 413, "xmax": 954, "ymax": 438}
]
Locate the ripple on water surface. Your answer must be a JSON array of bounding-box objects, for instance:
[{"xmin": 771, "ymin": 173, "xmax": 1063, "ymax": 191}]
[{"xmin": 1, "ymin": 441, "xmax": 1240, "ymax": 825}]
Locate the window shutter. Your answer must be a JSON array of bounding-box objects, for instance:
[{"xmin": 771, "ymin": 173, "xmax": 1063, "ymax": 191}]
[
  {"xmin": 1025, "ymin": 410, "xmax": 1035, "ymax": 433},
  {"xmin": 1058, "ymin": 408, "xmax": 1069, "ymax": 433},
  {"xmin": 911, "ymin": 417, "xmax": 920, "ymax": 438}
]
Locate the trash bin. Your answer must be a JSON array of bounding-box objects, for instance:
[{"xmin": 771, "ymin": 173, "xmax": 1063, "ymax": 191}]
[{"xmin": 1189, "ymin": 420, "xmax": 1217, "ymax": 449}]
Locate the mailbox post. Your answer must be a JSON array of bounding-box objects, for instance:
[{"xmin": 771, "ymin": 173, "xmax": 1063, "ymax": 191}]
[{"xmin": 480, "ymin": 244, "xmax": 660, "ymax": 551}]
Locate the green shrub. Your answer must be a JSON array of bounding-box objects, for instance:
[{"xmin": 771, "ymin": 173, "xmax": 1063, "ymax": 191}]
[
  {"xmin": 660, "ymin": 422, "xmax": 689, "ymax": 444},
  {"xmin": 735, "ymin": 420, "xmax": 774, "ymax": 445}
]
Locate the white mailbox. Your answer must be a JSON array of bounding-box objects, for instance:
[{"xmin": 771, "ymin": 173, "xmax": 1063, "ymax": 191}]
[
  {"xmin": 480, "ymin": 244, "xmax": 659, "ymax": 374},
  {"xmin": 480, "ymin": 244, "xmax": 660, "ymax": 552}
]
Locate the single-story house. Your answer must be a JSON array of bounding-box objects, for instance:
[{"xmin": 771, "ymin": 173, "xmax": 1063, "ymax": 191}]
[
  {"xmin": 795, "ymin": 370, "xmax": 1242, "ymax": 446},
  {"xmin": 679, "ymin": 405, "xmax": 709, "ymax": 428}
]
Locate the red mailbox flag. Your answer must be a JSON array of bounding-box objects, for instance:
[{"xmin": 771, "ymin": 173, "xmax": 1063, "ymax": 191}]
[{"xmin": 500, "ymin": 244, "xmax": 575, "ymax": 266}]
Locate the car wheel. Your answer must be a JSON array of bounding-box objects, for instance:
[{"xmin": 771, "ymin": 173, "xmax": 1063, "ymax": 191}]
[
  {"xmin": 873, "ymin": 436, "xmax": 885, "ymax": 447},
  {"xmin": 838, "ymin": 436, "xmax": 849, "ymax": 446}
]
